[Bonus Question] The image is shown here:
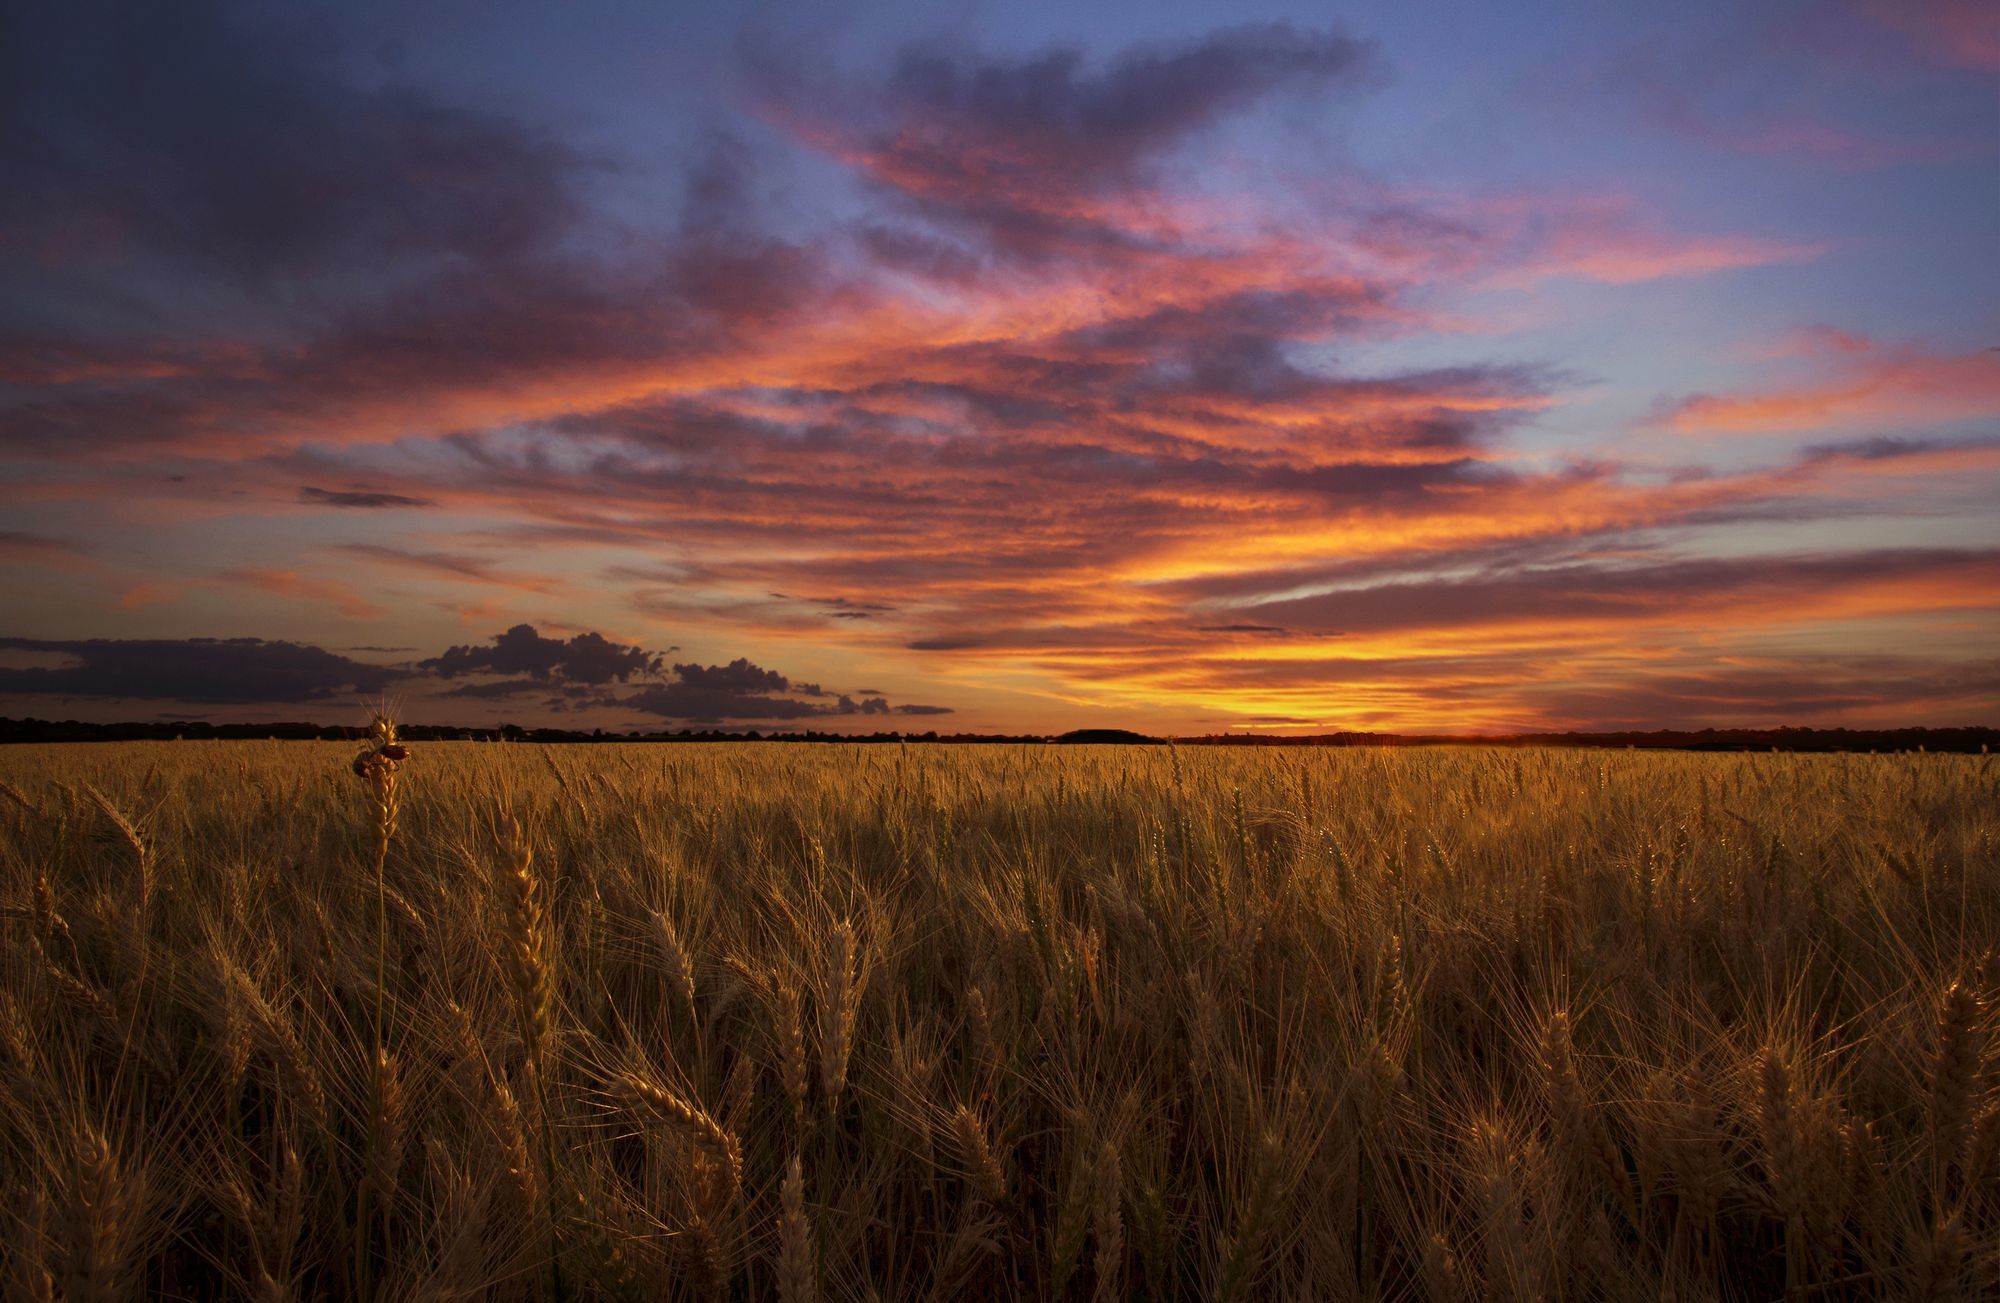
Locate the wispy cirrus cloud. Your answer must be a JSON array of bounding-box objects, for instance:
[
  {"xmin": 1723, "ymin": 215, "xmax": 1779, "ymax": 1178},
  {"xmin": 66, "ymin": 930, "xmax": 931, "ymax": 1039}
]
[
  {"xmin": 0, "ymin": 531, "xmax": 91, "ymax": 566},
  {"xmin": 298, "ymin": 486, "xmax": 437, "ymax": 510},
  {"xmin": 221, "ymin": 568, "xmax": 384, "ymax": 621},
  {"xmin": 329, "ymin": 545, "xmax": 561, "ymax": 593},
  {"xmin": 1663, "ymin": 334, "xmax": 2000, "ymax": 432}
]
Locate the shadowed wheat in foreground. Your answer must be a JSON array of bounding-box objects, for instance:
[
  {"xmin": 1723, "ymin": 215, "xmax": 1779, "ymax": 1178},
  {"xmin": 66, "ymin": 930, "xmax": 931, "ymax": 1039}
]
[{"xmin": 0, "ymin": 741, "xmax": 1994, "ymax": 1300}]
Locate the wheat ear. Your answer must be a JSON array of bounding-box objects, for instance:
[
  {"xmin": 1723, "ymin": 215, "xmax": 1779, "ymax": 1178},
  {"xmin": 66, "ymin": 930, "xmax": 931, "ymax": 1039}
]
[
  {"xmin": 615, "ymin": 1070, "xmax": 745, "ymax": 1209},
  {"xmin": 776, "ymin": 1153, "xmax": 816, "ymax": 1303}
]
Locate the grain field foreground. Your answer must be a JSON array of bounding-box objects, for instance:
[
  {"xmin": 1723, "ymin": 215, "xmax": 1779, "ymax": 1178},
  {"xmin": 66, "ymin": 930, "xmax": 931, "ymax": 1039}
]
[{"xmin": 0, "ymin": 741, "xmax": 1994, "ymax": 1300}]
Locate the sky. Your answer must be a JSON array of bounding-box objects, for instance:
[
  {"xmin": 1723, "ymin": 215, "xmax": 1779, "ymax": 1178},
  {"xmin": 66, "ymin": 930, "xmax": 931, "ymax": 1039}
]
[{"xmin": 1, "ymin": 0, "xmax": 1996, "ymax": 734}]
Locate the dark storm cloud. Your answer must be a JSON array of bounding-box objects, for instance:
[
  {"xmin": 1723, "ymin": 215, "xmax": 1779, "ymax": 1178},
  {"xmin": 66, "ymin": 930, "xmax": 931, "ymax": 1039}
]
[
  {"xmin": 423, "ymin": 624, "xmax": 664, "ymax": 685},
  {"xmin": 0, "ymin": 636, "xmax": 396, "ymax": 703},
  {"xmin": 298, "ymin": 486, "xmax": 437, "ymax": 510}
]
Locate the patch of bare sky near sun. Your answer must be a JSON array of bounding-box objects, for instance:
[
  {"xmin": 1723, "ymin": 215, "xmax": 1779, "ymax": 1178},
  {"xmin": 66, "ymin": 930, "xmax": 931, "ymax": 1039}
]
[{"xmin": 0, "ymin": 0, "xmax": 1995, "ymax": 730}]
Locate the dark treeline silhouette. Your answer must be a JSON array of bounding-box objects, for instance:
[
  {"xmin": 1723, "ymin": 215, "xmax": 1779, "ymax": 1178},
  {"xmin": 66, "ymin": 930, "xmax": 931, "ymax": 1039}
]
[
  {"xmin": 0, "ymin": 717, "xmax": 1993, "ymax": 751},
  {"xmin": 1175, "ymin": 725, "xmax": 1998, "ymax": 753}
]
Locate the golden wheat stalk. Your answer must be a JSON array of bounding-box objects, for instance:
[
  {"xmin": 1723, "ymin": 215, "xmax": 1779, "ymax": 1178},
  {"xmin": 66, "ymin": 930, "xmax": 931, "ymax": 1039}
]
[
  {"xmin": 1929, "ymin": 979, "xmax": 1985, "ymax": 1192},
  {"xmin": 498, "ymin": 816, "xmax": 553, "ymax": 1062},
  {"xmin": 652, "ymin": 908, "xmax": 697, "ymax": 1018},
  {"xmin": 777, "ymin": 981, "xmax": 809, "ymax": 1125},
  {"xmin": 819, "ymin": 920, "xmax": 862, "ymax": 1109},
  {"xmin": 776, "ymin": 1153, "xmax": 816, "ymax": 1303},
  {"xmin": 615, "ymin": 1069, "xmax": 744, "ymax": 1209},
  {"xmin": 950, "ymin": 1103, "xmax": 1007, "ymax": 1203},
  {"xmin": 60, "ymin": 1124, "xmax": 138, "ymax": 1303},
  {"xmin": 82, "ymin": 782, "xmax": 151, "ymax": 913},
  {"xmin": 1092, "ymin": 1139, "xmax": 1123, "ymax": 1303}
]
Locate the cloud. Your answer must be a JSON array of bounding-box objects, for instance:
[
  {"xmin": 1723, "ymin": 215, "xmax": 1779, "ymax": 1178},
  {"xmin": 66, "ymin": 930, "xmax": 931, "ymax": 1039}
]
[
  {"xmin": 773, "ymin": 593, "xmax": 896, "ymax": 620},
  {"xmin": 1858, "ymin": 0, "xmax": 2000, "ymax": 72},
  {"xmin": 332, "ymin": 545, "xmax": 557, "ymax": 592},
  {"xmin": 1663, "ymin": 335, "xmax": 2000, "ymax": 432},
  {"xmin": 601, "ymin": 656, "xmax": 952, "ymax": 722},
  {"xmin": 1, "ymin": 3, "xmax": 585, "ymax": 283},
  {"xmin": 0, "ymin": 636, "xmax": 397, "ymax": 704},
  {"xmin": 1509, "ymin": 655, "xmax": 2000, "ymax": 730},
  {"xmin": 0, "ymin": 2, "xmax": 846, "ymax": 461},
  {"xmin": 1213, "ymin": 547, "xmax": 2000, "ymax": 638},
  {"xmin": 673, "ymin": 657, "xmax": 790, "ymax": 694},
  {"xmin": 298, "ymin": 486, "xmax": 437, "ymax": 509},
  {"xmin": 410, "ymin": 627, "xmax": 953, "ymax": 721},
  {"xmin": 437, "ymin": 677, "xmax": 577, "ymax": 700},
  {"xmin": 754, "ymin": 23, "xmax": 1376, "ymax": 258},
  {"xmin": 1797, "ymin": 434, "xmax": 2000, "ymax": 469},
  {"xmin": 422, "ymin": 624, "xmax": 663, "ymax": 684},
  {"xmin": 0, "ymin": 531, "xmax": 89, "ymax": 565},
  {"xmin": 221, "ymin": 568, "xmax": 384, "ymax": 620},
  {"xmin": 1573, "ymin": 34, "xmax": 1969, "ymax": 170},
  {"xmin": 0, "ymin": 623, "xmax": 955, "ymax": 724},
  {"xmin": 1487, "ymin": 197, "xmax": 1822, "ymax": 286}
]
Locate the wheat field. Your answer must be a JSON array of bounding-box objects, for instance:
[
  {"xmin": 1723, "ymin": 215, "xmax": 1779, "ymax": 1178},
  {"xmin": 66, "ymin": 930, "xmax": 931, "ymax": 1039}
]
[{"xmin": 0, "ymin": 739, "xmax": 1993, "ymax": 1301}]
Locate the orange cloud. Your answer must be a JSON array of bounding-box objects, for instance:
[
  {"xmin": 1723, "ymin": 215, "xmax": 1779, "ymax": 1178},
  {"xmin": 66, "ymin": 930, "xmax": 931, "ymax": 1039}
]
[
  {"xmin": 116, "ymin": 581, "xmax": 190, "ymax": 610},
  {"xmin": 222, "ymin": 568, "xmax": 385, "ymax": 620},
  {"xmin": 1666, "ymin": 335, "xmax": 2000, "ymax": 432}
]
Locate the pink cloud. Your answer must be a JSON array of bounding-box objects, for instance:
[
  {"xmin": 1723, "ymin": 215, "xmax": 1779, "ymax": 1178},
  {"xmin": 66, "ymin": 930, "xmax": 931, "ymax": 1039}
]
[
  {"xmin": 1665, "ymin": 334, "xmax": 2000, "ymax": 432},
  {"xmin": 1859, "ymin": 0, "xmax": 2000, "ymax": 72},
  {"xmin": 222, "ymin": 568, "xmax": 385, "ymax": 621}
]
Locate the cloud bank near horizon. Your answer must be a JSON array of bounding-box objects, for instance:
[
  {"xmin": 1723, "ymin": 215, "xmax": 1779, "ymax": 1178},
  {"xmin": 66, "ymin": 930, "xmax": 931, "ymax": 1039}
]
[{"xmin": 0, "ymin": 625, "xmax": 952, "ymax": 725}]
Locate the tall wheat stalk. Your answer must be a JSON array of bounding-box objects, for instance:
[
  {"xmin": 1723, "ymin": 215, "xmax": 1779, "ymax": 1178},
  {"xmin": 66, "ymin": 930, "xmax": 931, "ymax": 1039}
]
[{"xmin": 349, "ymin": 713, "xmax": 406, "ymax": 1299}]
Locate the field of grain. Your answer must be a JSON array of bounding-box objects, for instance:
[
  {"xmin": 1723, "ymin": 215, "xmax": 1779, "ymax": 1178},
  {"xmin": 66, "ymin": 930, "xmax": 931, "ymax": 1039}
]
[{"xmin": 0, "ymin": 739, "xmax": 1993, "ymax": 1300}]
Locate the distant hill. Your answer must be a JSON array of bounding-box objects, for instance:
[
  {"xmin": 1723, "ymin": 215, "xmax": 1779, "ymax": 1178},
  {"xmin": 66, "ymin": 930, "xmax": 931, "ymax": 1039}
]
[{"xmin": 1051, "ymin": 728, "xmax": 1165, "ymax": 745}]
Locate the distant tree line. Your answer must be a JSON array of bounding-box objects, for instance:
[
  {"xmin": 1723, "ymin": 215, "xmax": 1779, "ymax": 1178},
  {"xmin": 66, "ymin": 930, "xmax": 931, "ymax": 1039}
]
[
  {"xmin": 0, "ymin": 717, "xmax": 1992, "ymax": 751},
  {"xmin": 1174, "ymin": 725, "xmax": 1998, "ymax": 753}
]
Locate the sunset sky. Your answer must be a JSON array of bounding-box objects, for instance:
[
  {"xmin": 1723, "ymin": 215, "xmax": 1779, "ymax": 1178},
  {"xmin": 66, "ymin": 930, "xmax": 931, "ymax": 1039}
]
[{"xmin": 2, "ymin": 0, "xmax": 1996, "ymax": 733}]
